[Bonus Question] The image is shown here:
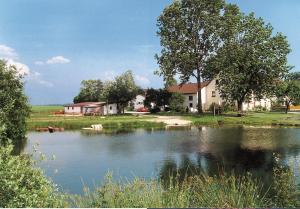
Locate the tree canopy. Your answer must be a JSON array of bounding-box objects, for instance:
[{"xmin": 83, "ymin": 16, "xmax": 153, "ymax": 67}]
[
  {"xmin": 0, "ymin": 60, "xmax": 30, "ymax": 143},
  {"xmin": 207, "ymin": 8, "xmax": 291, "ymax": 111},
  {"xmin": 156, "ymin": 0, "xmax": 226, "ymax": 113},
  {"xmin": 275, "ymin": 72, "xmax": 300, "ymax": 114},
  {"xmin": 144, "ymin": 88, "xmax": 172, "ymax": 109},
  {"xmin": 104, "ymin": 70, "xmax": 138, "ymax": 113},
  {"xmin": 73, "ymin": 79, "xmax": 104, "ymax": 103}
]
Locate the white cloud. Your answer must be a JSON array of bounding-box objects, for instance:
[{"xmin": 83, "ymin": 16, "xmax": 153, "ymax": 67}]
[
  {"xmin": 135, "ymin": 74, "xmax": 150, "ymax": 86},
  {"xmin": 46, "ymin": 56, "xmax": 70, "ymax": 64},
  {"xmin": 34, "ymin": 61, "xmax": 44, "ymax": 65},
  {"xmin": 5, "ymin": 59, "xmax": 30, "ymax": 76},
  {"xmin": 0, "ymin": 44, "xmax": 18, "ymax": 59}
]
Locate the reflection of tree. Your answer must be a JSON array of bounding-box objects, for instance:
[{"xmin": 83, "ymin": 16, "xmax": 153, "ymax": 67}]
[{"xmin": 159, "ymin": 154, "xmax": 204, "ymax": 187}]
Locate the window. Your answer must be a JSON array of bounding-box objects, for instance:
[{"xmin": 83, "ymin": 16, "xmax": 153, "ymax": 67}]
[
  {"xmin": 72, "ymin": 107, "xmax": 74, "ymax": 110},
  {"xmin": 189, "ymin": 103, "xmax": 193, "ymax": 108},
  {"xmin": 110, "ymin": 106, "xmax": 112, "ymax": 110},
  {"xmin": 189, "ymin": 96, "xmax": 193, "ymax": 101},
  {"xmin": 67, "ymin": 107, "xmax": 69, "ymax": 110},
  {"xmin": 212, "ymin": 91, "xmax": 216, "ymax": 97},
  {"xmin": 216, "ymin": 80, "xmax": 219, "ymax": 85}
]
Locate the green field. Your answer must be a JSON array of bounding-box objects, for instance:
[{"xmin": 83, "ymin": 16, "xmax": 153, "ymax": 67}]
[
  {"xmin": 184, "ymin": 112, "xmax": 300, "ymax": 126},
  {"xmin": 28, "ymin": 106, "xmax": 164, "ymax": 130}
]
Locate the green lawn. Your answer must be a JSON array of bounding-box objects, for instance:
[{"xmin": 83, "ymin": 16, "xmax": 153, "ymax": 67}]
[
  {"xmin": 28, "ymin": 105, "xmax": 163, "ymax": 130},
  {"xmin": 28, "ymin": 106, "xmax": 300, "ymax": 130},
  {"xmin": 184, "ymin": 112, "xmax": 300, "ymax": 126}
]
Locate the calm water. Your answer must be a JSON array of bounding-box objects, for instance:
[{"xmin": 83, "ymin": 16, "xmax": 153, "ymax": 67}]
[{"xmin": 24, "ymin": 126, "xmax": 300, "ymax": 194}]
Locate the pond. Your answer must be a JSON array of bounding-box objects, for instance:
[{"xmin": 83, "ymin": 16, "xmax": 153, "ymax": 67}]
[{"xmin": 23, "ymin": 126, "xmax": 300, "ymax": 194}]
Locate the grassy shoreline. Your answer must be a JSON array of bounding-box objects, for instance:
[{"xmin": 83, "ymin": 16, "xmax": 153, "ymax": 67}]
[{"xmin": 28, "ymin": 106, "xmax": 300, "ymax": 130}]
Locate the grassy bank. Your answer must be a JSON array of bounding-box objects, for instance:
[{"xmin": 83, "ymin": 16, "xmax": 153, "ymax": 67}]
[
  {"xmin": 27, "ymin": 106, "xmax": 164, "ymax": 130},
  {"xmin": 158, "ymin": 111, "xmax": 300, "ymax": 126},
  {"xmin": 28, "ymin": 106, "xmax": 300, "ymax": 130},
  {"xmin": 71, "ymin": 168, "xmax": 299, "ymax": 208}
]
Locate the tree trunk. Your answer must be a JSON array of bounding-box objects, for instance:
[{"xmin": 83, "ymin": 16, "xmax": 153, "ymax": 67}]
[
  {"xmin": 197, "ymin": 70, "xmax": 203, "ymax": 114},
  {"xmin": 285, "ymin": 101, "xmax": 289, "ymax": 114},
  {"xmin": 237, "ymin": 100, "xmax": 243, "ymax": 112}
]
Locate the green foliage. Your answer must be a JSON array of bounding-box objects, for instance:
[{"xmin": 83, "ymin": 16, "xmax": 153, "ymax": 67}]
[
  {"xmin": 71, "ymin": 172, "xmax": 289, "ymax": 208},
  {"xmin": 0, "ymin": 144, "xmax": 66, "ymax": 208},
  {"xmin": 207, "ymin": 9, "xmax": 290, "ymax": 111},
  {"xmin": 270, "ymin": 160, "xmax": 299, "ymax": 207},
  {"xmin": 156, "ymin": 0, "xmax": 226, "ymax": 113},
  {"xmin": 103, "ymin": 70, "xmax": 138, "ymax": 113},
  {"xmin": 169, "ymin": 93, "xmax": 185, "ymax": 112},
  {"xmin": 0, "ymin": 60, "xmax": 30, "ymax": 143},
  {"xmin": 73, "ymin": 79, "xmax": 104, "ymax": 103},
  {"xmin": 275, "ymin": 72, "xmax": 300, "ymax": 113},
  {"xmin": 144, "ymin": 88, "xmax": 172, "ymax": 108}
]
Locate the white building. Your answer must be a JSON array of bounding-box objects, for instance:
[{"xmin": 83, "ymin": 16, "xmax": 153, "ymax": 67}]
[
  {"xmin": 129, "ymin": 94, "xmax": 146, "ymax": 110},
  {"xmin": 64, "ymin": 102, "xmax": 118, "ymax": 115},
  {"xmin": 167, "ymin": 79, "xmax": 272, "ymax": 112}
]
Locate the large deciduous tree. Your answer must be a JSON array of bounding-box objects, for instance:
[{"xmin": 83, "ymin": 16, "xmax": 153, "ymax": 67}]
[
  {"xmin": 104, "ymin": 70, "xmax": 138, "ymax": 113},
  {"xmin": 276, "ymin": 72, "xmax": 300, "ymax": 114},
  {"xmin": 207, "ymin": 8, "xmax": 291, "ymax": 112},
  {"xmin": 144, "ymin": 88, "xmax": 172, "ymax": 109},
  {"xmin": 73, "ymin": 79, "xmax": 104, "ymax": 103},
  {"xmin": 156, "ymin": 0, "xmax": 225, "ymax": 114},
  {"xmin": 0, "ymin": 60, "xmax": 30, "ymax": 143}
]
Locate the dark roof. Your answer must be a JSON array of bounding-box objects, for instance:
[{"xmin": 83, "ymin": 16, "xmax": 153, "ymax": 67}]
[
  {"xmin": 167, "ymin": 81, "xmax": 211, "ymax": 94},
  {"xmin": 64, "ymin": 102, "xmax": 104, "ymax": 107}
]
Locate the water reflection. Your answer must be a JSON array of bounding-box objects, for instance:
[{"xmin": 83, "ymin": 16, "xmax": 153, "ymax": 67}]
[{"xmin": 24, "ymin": 126, "xmax": 300, "ymax": 194}]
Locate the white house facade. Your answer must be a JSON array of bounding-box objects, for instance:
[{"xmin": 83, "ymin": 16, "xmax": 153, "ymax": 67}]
[
  {"xmin": 168, "ymin": 79, "xmax": 272, "ymax": 112},
  {"xmin": 130, "ymin": 94, "xmax": 146, "ymax": 110},
  {"xmin": 64, "ymin": 102, "xmax": 118, "ymax": 115}
]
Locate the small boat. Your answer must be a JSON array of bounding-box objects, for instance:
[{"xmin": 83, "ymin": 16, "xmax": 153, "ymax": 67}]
[
  {"xmin": 82, "ymin": 124, "xmax": 103, "ymax": 131},
  {"xmin": 36, "ymin": 127, "xmax": 64, "ymax": 133}
]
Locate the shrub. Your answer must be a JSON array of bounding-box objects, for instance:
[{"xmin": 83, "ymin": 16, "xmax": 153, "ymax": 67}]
[
  {"xmin": 0, "ymin": 144, "xmax": 67, "ymax": 208},
  {"xmin": 222, "ymin": 102, "xmax": 236, "ymax": 113},
  {"xmin": 253, "ymin": 105, "xmax": 267, "ymax": 112},
  {"xmin": 208, "ymin": 103, "xmax": 222, "ymax": 114}
]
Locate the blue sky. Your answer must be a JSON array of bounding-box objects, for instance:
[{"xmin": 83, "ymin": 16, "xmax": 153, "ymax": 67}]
[{"xmin": 0, "ymin": 0, "xmax": 299, "ymax": 105}]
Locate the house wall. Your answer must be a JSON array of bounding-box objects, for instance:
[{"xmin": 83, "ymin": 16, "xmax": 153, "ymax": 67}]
[
  {"xmin": 103, "ymin": 104, "xmax": 118, "ymax": 115},
  {"xmin": 242, "ymin": 98, "xmax": 272, "ymax": 111},
  {"xmin": 64, "ymin": 106, "xmax": 82, "ymax": 114},
  {"xmin": 182, "ymin": 88, "xmax": 206, "ymax": 113},
  {"xmin": 204, "ymin": 80, "xmax": 224, "ymax": 110},
  {"xmin": 133, "ymin": 95, "xmax": 145, "ymax": 110},
  {"xmin": 183, "ymin": 93, "xmax": 198, "ymax": 112}
]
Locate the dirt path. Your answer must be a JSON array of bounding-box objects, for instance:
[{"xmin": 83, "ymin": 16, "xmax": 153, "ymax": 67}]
[{"xmin": 145, "ymin": 115, "xmax": 192, "ymax": 126}]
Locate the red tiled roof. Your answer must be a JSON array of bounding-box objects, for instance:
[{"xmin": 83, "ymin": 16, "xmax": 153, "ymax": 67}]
[
  {"xmin": 167, "ymin": 81, "xmax": 211, "ymax": 94},
  {"xmin": 64, "ymin": 102, "xmax": 104, "ymax": 107}
]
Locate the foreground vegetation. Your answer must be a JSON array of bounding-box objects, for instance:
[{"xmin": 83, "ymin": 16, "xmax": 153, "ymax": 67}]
[{"xmin": 1, "ymin": 143, "xmax": 299, "ymax": 208}]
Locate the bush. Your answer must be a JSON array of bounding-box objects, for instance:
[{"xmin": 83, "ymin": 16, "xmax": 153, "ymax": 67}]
[
  {"xmin": 0, "ymin": 144, "xmax": 67, "ymax": 208},
  {"xmin": 253, "ymin": 105, "xmax": 267, "ymax": 112},
  {"xmin": 208, "ymin": 103, "xmax": 222, "ymax": 114},
  {"xmin": 150, "ymin": 107, "xmax": 161, "ymax": 114},
  {"xmin": 222, "ymin": 102, "xmax": 236, "ymax": 113},
  {"xmin": 169, "ymin": 93, "xmax": 185, "ymax": 113}
]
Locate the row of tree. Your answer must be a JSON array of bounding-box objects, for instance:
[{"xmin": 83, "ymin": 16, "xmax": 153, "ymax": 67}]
[
  {"xmin": 156, "ymin": 0, "xmax": 293, "ymax": 114},
  {"xmin": 73, "ymin": 71, "xmax": 140, "ymax": 113}
]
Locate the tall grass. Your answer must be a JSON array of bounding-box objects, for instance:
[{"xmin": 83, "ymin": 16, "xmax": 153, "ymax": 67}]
[{"xmin": 70, "ymin": 170, "xmax": 298, "ymax": 208}]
